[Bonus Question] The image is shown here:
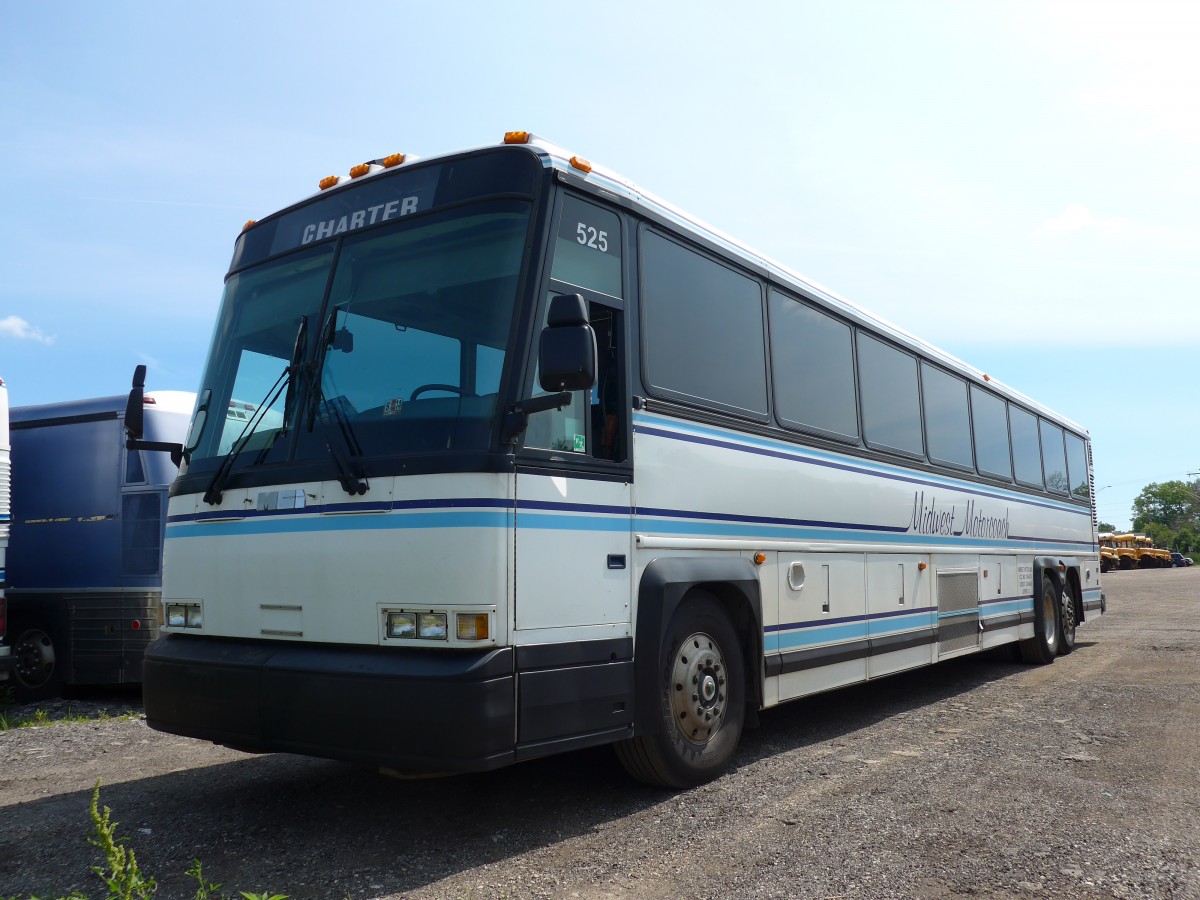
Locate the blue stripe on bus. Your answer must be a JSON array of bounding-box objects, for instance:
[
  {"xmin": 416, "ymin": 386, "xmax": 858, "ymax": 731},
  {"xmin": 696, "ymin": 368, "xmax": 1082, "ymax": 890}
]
[
  {"xmin": 633, "ymin": 414, "xmax": 1092, "ymax": 518},
  {"xmin": 166, "ymin": 499, "xmax": 1095, "ymax": 553},
  {"xmin": 764, "ymin": 596, "xmax": 1035, "ymax": 653},
  {"xmin": 167, "ymin": 510, "xmax": 512, "ymax": 539}
]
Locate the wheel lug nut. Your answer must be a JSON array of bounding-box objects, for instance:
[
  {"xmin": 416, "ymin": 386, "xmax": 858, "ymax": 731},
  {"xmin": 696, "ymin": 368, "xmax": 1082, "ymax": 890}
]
[{"xmin": 692, "ymin": 693, "xmax": 698, "ymax": 701}]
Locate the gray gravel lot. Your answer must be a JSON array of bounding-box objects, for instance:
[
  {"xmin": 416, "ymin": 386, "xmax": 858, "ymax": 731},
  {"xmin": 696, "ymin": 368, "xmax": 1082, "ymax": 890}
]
[{"xmin": 2, "ymin": 567, "xmax": 1198, "ymax": 899}]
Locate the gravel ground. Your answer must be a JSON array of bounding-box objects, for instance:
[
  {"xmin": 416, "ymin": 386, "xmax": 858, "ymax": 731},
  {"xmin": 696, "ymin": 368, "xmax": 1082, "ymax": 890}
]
[{"xmin": 2, "ymin": 567, "xmax": 1198, "ymax": 899}]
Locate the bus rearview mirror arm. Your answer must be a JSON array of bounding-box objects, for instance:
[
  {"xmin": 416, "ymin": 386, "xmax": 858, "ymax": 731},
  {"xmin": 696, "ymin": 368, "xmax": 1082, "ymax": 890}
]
[
  {"xmin": 501, "ymin": 391, "xmax": 572, "ymax": 443},
  {"xmin": 124, "ymin": 364, "xmax": 185, "ymax": 468}
]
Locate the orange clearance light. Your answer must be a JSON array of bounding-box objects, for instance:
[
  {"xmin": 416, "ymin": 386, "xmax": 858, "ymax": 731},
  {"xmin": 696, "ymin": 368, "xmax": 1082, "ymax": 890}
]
[
  {"xmin": 569, "ymin": 156, "xmax": 593, "ymax": 174},
  {"xmin": 918, "ymin": 561, "xmax": 928, "ymax": 571},
  {"xmin": 242, "ymin": 219, "xmax": 256, "ymax": 233},
  {"xmin": 349, "ymin": 163, "xmax": 371, "ymax": 178},
  {"xmin": 983, "ymin": 374, "xmax": 992, "ymax": 382},
  {"xmin": 753, "ymin": 552, "xmax": 767, "ymax": 566},
  {"xmin": 381, "ymin": 153, "xmax": 405, "ymax": 168},
  {"xmin": 319, "ymin": 175, "xmax": 339, "ymax": 190},
  {"xmin": 504, "ymin": 131, "xmax": 531, "ymax": 144}
]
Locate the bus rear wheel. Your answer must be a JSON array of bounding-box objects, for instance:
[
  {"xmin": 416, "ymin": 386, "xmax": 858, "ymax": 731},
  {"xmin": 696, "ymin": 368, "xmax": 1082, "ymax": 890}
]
[
  {"xmin": 1018, "ymin": 576, "xmax": 1060, "ymax": 665},
  {"xmin": 615, "ymin": 593, "xmax": 746, "ymax": 788},
  {"xmin": 11, "ymin": 618, "xmax": 63, "ymax": 702},
  {"xmin": 1058, "ymin": 585, "xmax": 1077, "ymax": 655}
]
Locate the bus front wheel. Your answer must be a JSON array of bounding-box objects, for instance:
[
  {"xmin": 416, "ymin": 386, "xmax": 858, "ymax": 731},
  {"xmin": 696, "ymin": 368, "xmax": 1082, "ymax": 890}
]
[{"xmin": 615, "ymin": 593, "xmax": 746, "ymax": 788}]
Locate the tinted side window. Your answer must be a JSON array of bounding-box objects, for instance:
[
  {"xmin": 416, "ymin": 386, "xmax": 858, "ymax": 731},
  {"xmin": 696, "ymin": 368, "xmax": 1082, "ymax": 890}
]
[
  {"xmin": 857, "ymin": 333, "xmax": 922, "ymax": 456},
  {"xmin": 768, "ymin": 291, "xmax": 858, "ymax": 441},
  {"xmin": 1040, "ymin": 420, "xmax": 1068, "ymax": 494},
  {"xmin": 921, "ymin": 364, "xmax": 972, "ymax": 468},
  {"xmin": 1065, "ymin": 432, "xmax": 1090, "ymax": 500},
  {"xmin": 641, "ymin": 231, "xmax": 768, "ymax": 418},
  {"xmin": 1010, "ymin": 406, "xmax": 1044, "ymax": 487},
  {"xmin": 971, "ymin": 386, "xmax": 1012, "ymax": 480}
]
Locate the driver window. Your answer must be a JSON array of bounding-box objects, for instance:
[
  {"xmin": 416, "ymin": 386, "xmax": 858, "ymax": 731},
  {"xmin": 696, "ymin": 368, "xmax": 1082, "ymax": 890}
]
[
  {"xmin": 525, "ymin": 296, "xmax": 623, "ymax": 462},
  {"xmin": 524, "ymin": 195, "xmax": 625, "ymax": 462}
]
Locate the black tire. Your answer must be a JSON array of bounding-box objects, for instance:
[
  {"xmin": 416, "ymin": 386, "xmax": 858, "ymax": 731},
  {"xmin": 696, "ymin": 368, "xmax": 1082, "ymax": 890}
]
[
  {"xmin": 10, "ymin": 618, "xmax": 63, "ymax": 702},
  {"xmin": 615, "ymin": 593, "xmax": 746, "ymax": 788},
  {"xmin": 1058, "ymin": 583, "xmax": 1077, "ymax": 655},
  {"xmin": 1018, "ymin": 576, "xmax": 1060, "ymax": 665}
]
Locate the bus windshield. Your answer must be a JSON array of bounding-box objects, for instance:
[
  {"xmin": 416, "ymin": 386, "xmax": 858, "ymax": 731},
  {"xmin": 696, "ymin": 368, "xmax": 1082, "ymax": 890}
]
[{"xmin": 184, "ymin": 199, "xmax": 531, "ymax": 474}]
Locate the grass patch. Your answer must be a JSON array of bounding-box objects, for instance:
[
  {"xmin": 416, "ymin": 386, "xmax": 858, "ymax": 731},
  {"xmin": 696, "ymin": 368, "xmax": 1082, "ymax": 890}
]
[
  {"xmin": 3, "ymin": 781, "xmax": 290, "ymax": 900},
  {"xmin": 0, "ymin": 707, "xmax": 142, "ymax": 732}
]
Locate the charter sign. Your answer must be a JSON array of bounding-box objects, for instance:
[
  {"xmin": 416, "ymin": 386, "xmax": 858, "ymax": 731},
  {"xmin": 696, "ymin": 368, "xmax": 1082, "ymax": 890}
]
[{"xmin": 909, "ymin": 491, "xmax": 1010, "ymax": 540}]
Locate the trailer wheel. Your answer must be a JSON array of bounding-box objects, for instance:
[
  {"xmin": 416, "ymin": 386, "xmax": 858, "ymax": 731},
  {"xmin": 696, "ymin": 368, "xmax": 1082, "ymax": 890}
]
[
  {"xmin": 1018, "ymin": 576, "xmax": 1060, "ymax": 665},
  {"xmin": 11, "ymin": 619, "xmax": 62, "ymax": 702},
  {"xmin": 615, "ymin": 593, "xmax": 746, "ymax": 788}
]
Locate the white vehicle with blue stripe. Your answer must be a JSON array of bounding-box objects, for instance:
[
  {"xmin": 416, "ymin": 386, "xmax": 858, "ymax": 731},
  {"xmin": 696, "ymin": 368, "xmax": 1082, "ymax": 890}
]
[
  {"xmin": 0, "ymin": 375, "xmax": 10, "ymax": 681},
  {"xmin": 128, "ymin": 132, "xmax": 1101, "ymax": 787}
]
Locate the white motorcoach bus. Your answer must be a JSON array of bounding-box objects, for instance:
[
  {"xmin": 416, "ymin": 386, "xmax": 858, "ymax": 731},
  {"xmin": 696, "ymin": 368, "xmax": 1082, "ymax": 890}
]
[{"xmin": 129, "ymin": 133, "xmax": 1102, "ymax": 787}]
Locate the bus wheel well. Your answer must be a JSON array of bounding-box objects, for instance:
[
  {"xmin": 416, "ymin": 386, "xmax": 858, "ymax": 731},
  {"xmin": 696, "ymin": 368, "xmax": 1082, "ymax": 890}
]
[{"xmin": 633, "ymin": 558, "xmax": 765, "ymax": 736}]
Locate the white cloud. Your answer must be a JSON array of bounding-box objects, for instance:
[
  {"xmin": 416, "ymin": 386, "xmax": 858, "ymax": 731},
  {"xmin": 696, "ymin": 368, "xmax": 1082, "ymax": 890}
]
[
  {"xmin": 1033, "ymin": 204, "xmax": 1130, "ymax": 238},
  {"xmin": 0, "ymin": 315, "xmax": 55, "ymax": 345}
]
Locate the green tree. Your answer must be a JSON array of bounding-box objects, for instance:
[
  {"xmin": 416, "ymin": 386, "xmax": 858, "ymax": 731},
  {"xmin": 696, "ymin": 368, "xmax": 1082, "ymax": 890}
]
[
  {"xmin": 1175, "ymin": 526, "xmax": 1196, "ymax": 554},
  {"xmin": 1131, "ymin": 480, "xmax": 1200, "ymax": 533},
  {"xmin": 1098, "ymin": 521, "xmax": 1116, "ymax": 533}
]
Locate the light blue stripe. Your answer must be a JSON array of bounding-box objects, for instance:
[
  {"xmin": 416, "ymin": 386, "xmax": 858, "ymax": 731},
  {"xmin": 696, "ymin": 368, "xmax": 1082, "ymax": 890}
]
[
  {"xmin": 516, "ymin": 513, "xmax": 630, "ymax": 532},
  {"xmin": 766, "ymin": 611, "xmax": 937, "ymax": 652},
  {"xmin": 167, "ymin": 510, "xmax": 511, "ymax": 539},
  {"xmin": 980, "ymin": 599, "xmax": 1034, "ymax": 618}
]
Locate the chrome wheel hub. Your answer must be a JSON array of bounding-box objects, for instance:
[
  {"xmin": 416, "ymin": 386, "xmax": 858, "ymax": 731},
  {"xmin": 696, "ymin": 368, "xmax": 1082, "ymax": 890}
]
[{"xmin": 670, "ymin": 631, "xmax": 728, "ymax": 745}]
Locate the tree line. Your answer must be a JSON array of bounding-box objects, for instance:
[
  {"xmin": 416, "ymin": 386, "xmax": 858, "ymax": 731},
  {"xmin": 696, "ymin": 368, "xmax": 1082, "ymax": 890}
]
[{"xmin": 1098, "ymin": 479, "xmax": 1200, "ymax": 554}]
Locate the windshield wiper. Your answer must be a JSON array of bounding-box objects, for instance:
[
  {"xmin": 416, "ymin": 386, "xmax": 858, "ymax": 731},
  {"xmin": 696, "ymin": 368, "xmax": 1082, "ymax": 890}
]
[
  {"xmin": 202, "ymin": 317, "xmax": 308, "ymax": 506},
  {"xmin": 322, "ymin": 398, "xmax": 368, "ymax": 496},
  {"xmin": 300, "ymin": 306, "xmax": 368, "ymax": 496}
]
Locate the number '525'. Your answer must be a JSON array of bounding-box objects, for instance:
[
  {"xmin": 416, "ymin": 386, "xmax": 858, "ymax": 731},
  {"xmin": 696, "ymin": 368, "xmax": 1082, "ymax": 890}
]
[{"xmin": 576, "ymin": 223, "xmax": 608, "ymax": 252}]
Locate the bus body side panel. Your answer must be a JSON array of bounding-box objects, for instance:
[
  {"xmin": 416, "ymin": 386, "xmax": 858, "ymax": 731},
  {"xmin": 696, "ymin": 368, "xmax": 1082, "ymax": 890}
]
[
  {"xmin": 0, "ymin": 377, "xmax": 10, "ymax": 679},
  {"xmin": 631, "ymin": 412, "xmax": 1092, "ymax": 709}
]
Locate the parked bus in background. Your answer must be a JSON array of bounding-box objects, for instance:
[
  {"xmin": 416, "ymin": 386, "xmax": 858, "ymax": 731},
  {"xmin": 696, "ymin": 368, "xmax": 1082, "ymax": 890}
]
[
  {"xmin": 1135, "ymin": 535, "xmax": 1172, "ymax": 568},
  {"xmin": 129, "ymin": 133, "xmax": 1102, "ymax": 787},
  {"xmin": 5, "ymin": 391, "xmax": 193, "ymax": 700},
  {"xmin": 1097, "ymin": 533, "xmax": 1119, "ymax": 573},
  {"xmin": 0, "ymin": 376, "xmax": 11, "ymax": 683}
]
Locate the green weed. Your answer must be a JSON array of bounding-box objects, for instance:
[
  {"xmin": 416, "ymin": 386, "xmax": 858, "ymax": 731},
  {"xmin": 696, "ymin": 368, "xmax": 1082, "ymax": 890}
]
[{"xmin": 5, "ymin": 782, "xmax": 287, "ymax": 900}]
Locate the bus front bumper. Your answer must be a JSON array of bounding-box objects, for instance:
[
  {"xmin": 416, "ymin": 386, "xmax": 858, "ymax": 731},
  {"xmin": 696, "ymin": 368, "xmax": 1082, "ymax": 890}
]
[{"xmin": 142, "ymin": 634, "xmax": 516, "ymax": 773}]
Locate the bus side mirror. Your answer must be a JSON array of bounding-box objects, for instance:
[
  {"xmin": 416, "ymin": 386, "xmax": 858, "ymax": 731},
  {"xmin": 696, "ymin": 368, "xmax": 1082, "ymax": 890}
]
[
  {"xmin": 538, "ymin": 294, "xmax": 597, "ymax": 392},
  {"xmin": 124, "ymin": 364, "xmax": 147, "ymax": 440}
]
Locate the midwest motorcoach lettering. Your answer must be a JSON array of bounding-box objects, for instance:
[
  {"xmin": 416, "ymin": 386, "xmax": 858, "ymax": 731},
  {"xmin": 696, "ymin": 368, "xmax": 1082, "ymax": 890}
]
[
  {"xmin": 300, "ymin": 195, "xmax": 419, "ymax": 244},
  {"xmin": 909, "ymin": 491, "xmax": 1010, "ymax": 540}
]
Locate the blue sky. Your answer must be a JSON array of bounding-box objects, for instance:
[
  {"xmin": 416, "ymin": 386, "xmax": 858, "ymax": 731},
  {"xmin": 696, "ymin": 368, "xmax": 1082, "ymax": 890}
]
[{"xmin": 2, "ymin": 0, "xmax": 1197, "ymax": 529}]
